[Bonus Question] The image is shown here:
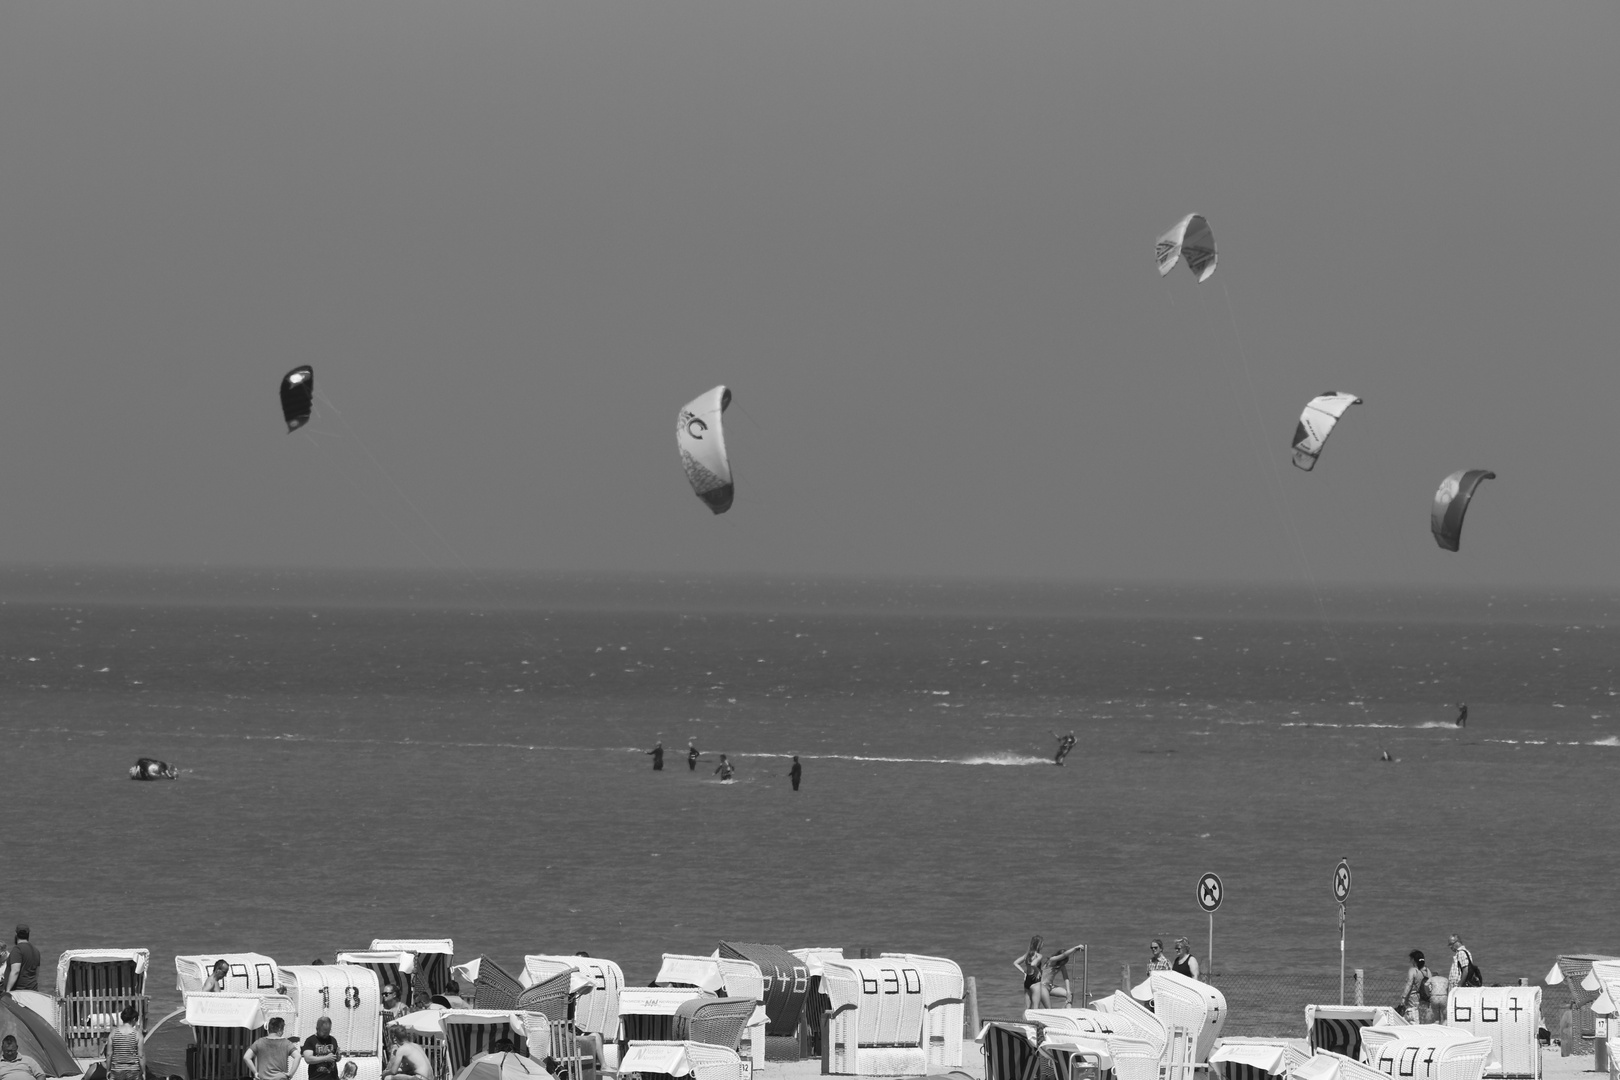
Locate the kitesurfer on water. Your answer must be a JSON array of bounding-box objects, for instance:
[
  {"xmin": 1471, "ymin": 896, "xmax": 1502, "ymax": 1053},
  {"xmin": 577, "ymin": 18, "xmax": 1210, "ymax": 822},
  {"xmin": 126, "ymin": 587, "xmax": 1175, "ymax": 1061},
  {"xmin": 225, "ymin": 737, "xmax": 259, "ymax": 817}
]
[
  {"xmin": 647, "ymin": 741, "xmax": 664, "ymax": 770},
  {"xmin": 1050, "ymin": 731, "xmax": 1076, "ymax": 766},
  {"xmin": 130, "ymin": 757, "xmax": 177, "ymax": 780},
  {"xmin": 1455, "ymin": 703, "xmax": 1468, "ymax": 728},
  {"xmin": 714, "ymin": 754, "xmax": 734, "ymax": 781},
  {"xmin": 687, "ymin": 742, "xmax": 699, "ymax": 771}
]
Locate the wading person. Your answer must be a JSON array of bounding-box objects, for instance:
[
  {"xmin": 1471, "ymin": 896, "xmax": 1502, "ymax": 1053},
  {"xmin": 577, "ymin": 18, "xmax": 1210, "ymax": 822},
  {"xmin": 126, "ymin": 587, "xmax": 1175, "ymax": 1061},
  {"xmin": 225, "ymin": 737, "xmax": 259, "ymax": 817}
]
[
  {"xmin": 714, "ymin": 754, "xmax": 733, "ymax": 781},
  {"xmin": 647, "ymin": 741, "xmax": 664, "ymax": 770},
  {"xmin": 788, "ymin": 756, "xmax": 802, "ymax": 791}
]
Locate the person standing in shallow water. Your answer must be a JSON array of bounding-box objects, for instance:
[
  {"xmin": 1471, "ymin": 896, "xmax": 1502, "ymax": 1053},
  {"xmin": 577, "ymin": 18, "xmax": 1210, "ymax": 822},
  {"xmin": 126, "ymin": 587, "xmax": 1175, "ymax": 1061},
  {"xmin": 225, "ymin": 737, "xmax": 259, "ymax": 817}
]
[
  {"xmin": 1455, "ymin": 703, "xmax": 1468, "ymax": 727},
  {"xmin": 647, "ymin": 741, "xmax": 664, "ymax": 770},
  {"xmin": 714, "ymin": 754, "xmax": 734, "ymax": 781},
  {"xmin": 788, "ymin": 756, "xmax": 801, "ymax": 790},
  {"xmin": 687, "ymin": 742, "xmax": 699, "ymax": 771}
]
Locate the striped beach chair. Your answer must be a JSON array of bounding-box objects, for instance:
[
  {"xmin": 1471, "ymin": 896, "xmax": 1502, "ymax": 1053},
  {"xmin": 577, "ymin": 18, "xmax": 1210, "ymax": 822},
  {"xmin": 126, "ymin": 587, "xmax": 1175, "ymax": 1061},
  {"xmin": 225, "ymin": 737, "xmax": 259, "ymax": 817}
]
[
  {"xmin": 981, "ymin": 1021, "xmax": 1058, "ymax": 1080},
  {"xmin": 55, "ymin": 949, "xmax": 150, "ymax": 1056},
  {"xmin": 453, "ymin": 958, "xmax": 526, "ymax": 1011}
]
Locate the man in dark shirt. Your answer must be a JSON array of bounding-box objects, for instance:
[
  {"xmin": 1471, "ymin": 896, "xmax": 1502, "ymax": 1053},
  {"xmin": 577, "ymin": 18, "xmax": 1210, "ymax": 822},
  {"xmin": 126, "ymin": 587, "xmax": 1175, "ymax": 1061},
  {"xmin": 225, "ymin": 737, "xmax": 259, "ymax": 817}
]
[
  {"xmin": 4, "ymin": 927, "xmax": 40, "ymax": 993},
  {"xmin": 302, "ymin": 1017, "xmax": 341, "ymax": 1080},
  {"xmin": 646, "ymin": 742, "xmax": 664, "ymax": 770},
  {"xmin": 788, "ymin": 756, "xmax": 802, "ymax": 791}
]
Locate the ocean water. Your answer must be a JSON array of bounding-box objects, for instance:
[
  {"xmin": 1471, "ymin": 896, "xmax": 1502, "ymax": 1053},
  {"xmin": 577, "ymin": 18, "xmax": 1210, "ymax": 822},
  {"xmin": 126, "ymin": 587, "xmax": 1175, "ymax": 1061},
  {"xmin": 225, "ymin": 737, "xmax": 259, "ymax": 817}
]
[{"xmin": 1, "ymin": 568, "xmax": 1617, "ymax": 1039}]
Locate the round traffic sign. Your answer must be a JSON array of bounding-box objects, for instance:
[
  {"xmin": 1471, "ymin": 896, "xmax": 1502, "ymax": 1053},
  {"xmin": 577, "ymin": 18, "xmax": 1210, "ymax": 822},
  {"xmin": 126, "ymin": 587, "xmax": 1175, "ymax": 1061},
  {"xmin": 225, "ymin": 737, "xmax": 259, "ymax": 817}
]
[
  {"xmin": 1333, "ymin": 859, "xmax": 1352, "ymax": 903},
  {"xmin": 1197, "ymin": 872, "xmax": 1223, "ymax": 913}
]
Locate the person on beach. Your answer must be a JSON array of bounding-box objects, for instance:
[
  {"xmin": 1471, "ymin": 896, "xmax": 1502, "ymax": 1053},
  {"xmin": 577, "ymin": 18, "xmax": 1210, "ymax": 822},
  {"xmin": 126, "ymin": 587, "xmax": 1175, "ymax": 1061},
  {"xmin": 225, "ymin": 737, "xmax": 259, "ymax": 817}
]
[
  {"xmin": 1045, "ymin": 944, "xmax": 1084, "ymax": 1003},
  {"xmin": 647, "ymin": 741, "xmax": 665, "ymax": 770},
  {"xmin": 203, "ymin": 959, "xmax": 232, "ymax": 992},
  {"xmin": 1455, "ymin": 703, "xmax": 1468, "ymax": 727},
  {"xmin": 380, "ymin": 984, "xmax": 408, "ymax": 1023},
  {"xmin": 443, "ymin": 980, "xmax": 469, "ymax": 1009},
  {"xmin": 244, "ymin": 1017, "xmax": 298, "ymax": 1080},
  {"xmin": 1014, "ymin": 936, "xmax": 1047, "ymax": 1009},
  {"xmin": 302, "ymin": 1017, "xmax": 342, "ymax": 1080},
  {"xmin": 714, "ymin": 754, "xmax": 734, "ymax": 781},
  {"xmin": 1400, "ymin": 950, "xmax": 1432, "ymax": 1023},
  {"xmin": 106, "ymin": 1004, "xmax": 146, "ymax": 1080},
  {"xmin": 789, "ymin": 756, "xmax": 802, "ymax": 791},
  {"xmin": 1050, "ymin": 731, "xmax": 1077, "ymax": 766},
  {"xmin": 1148, "ymin": 939, "xmax": 1172, "ymax": 972},
  {"xmin": 1171, "ymin": 937, "xmax": 1200, "ymax": 980},
  {"xmin": 1448, "ymin": 934, "xmax": 1478, "ymax": 987},
  {"xmin": 383, "ymin": 1026, "xmax": 432, "ymax": 1080},
  {"xmin": 3, "ymin": 926, "xmax": 40, "ymax": 993},
  {"xmin": 0, "ymin": 1037, "xmax": 44, "ymax": 1080},
  {"xmin": 688, "ymin": 742, "xmax": 700, "ymax": 771}
]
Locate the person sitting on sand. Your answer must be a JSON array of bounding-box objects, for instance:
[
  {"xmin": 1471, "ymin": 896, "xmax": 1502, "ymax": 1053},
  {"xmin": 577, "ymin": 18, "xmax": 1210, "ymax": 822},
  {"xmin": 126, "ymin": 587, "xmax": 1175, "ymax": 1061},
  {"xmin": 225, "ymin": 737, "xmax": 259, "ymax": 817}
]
[
  {"xmin": 714, "ymin": 754, "xmax": 734, "ymax": 781},
  {"xmin": 1050, "ymin": 731, "xmax": 1077, "ymax": 766},
  {"xmin": 0, "ymin": 1037, "xmax": 45, "ymax": 1080},
  {"xmin": 383, "ymin": 1026, "xmax": 432, "ymax": 1080}
]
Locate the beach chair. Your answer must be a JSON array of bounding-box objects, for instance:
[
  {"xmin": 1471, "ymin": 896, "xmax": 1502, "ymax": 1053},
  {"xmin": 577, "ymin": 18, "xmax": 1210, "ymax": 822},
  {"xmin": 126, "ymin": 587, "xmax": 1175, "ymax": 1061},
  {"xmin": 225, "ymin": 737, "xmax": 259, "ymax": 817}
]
[
  {"xmin": 1303, "ymin": 1007, "xmax": 1403, "ymax": 1063},
  {"xmin": 673, "ymin": 999, "xmax": 757, "ymax": 1053},
  {"xmin": 277, "ymin": 964, "xmax": 384, "ymax": 1067},
  {"xmin": 1359, "ymin": 1026, "xmax": 1493, "ymax": 1080},
  {"xmin": 513, "ymin": 1011, "xmax": 596, "ymax": 1080},
  {"xmin": 882, "ymin": 953, "xmax": 966, "ymax": 1070},
  {"xmin": 452, "ymin": 958, "xmax": 526, "ymax": 1011},
  {"xmin": 54, "ymin": 949, "xmax": 150, "ymax": 1057},
  {"xmin": 619, "ymin": 988, "xmax": 714, "ymax": 1061},
  {"xmin": 1041, "ymin": 1033, "xmax": 1115, "ymax": 1080},
  {"xmin": 655, "ymin": 955, "xmax": 766, "ymax": 1072},
  {"xmin": 981, "ymin": 1022, "xmax": 1058, "ymax": 1080},
  {"xmin": 181, "ymin": 993, "xmax": 297, "ymax": 1080},
  {"xmin": 1209, "ymin": 1039, "xmax": 1311, "ymax": 1080},
  {"xmin": 439, "ymin": 1011, "xmax": 529, "ymax": 1076},
  {"xmin": 515, "ymin": 972, "xmax": 576, "ymax": 1026},
  {"xmin": 619, "ymin": 1041, "xmax": 747, "ymax": 1080},
  {"xmin": 789, "ymin": 949, "xmax": 844, "ymax": 1059},
  {"xmin": 176, "ymin": 954, "xmax": 280, "ymax": 996},
  {"xmin": 522, "ymin": 956, "xmax": 625, "ymax": 1044},
  {"xmin": 1290, "ymin": 1050, "xmax": 1389, "ymax": 1080},
  {"xmin": 1091, "ymin": 993, "xmax": 1168, "ymax": 1062},
  {"xmin": 336, "ymin": 951, "xmax": 419, "ymax": 1003},
  {"xmin": 1545, "ymin": 956, "xmax": 1620, "ymax": 1059},
  {"xmin": 819, "ymin": 958, "xmax": 929, "ymax": 1076},
  {"xmin": 1149, "ymin": 970, "xmax": 1228, "ymax": 1080},
  {"xmin": 370, "ymin": 941, "xmax": 455, "ymax": 997}
]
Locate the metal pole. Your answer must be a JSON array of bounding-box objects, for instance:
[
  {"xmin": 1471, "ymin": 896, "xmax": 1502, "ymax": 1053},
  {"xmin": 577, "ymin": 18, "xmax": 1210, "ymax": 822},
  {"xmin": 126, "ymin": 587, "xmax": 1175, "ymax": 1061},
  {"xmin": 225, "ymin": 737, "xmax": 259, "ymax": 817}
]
[
  {"xmin": 1208, "ymin": 913, "xmax": 1214, "ymax": 983},
  {"xmin": 1082, "ymin": 947, "xmax": 1088, "ymax": 1006},
  {"xmin": 1339, "ymin": 903, "xmax": 1347, "ymax": 1005}
]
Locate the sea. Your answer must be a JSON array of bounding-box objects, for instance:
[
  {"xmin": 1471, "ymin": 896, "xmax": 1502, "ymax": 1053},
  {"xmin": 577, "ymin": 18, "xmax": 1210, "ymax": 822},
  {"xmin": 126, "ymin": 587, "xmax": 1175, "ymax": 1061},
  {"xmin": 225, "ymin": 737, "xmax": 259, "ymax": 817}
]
[{"xmin": 1, "ymin": 566, "xmax": 1616, "ymax": 1044}]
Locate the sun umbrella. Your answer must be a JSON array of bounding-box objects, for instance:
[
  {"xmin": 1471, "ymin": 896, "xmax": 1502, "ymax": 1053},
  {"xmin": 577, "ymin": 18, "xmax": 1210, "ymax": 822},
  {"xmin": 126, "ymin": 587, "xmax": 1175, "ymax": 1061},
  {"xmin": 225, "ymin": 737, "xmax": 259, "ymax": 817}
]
[{"xmin": 452, "ymin": 1052, "xmax": 550, "ymax": 1080}]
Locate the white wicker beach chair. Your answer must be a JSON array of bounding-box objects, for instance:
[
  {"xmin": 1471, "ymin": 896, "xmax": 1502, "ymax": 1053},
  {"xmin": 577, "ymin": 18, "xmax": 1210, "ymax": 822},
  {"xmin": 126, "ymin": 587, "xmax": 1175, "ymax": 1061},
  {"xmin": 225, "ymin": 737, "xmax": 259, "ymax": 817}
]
[
  {"xmin": 619, "ymin": 1041, "xmax": 746, "ymax": 1080},
  {"xmin": 1359, "ymin": 1025, "xmax": 1493, "ymax": 1080},
  {"xmin": 55, "ymin": 949, "xmax": 149, "ymax": 1056},
  {"xmin": 1445, "ymin": 983, "xmax": 1538, "ymax": 1078}
]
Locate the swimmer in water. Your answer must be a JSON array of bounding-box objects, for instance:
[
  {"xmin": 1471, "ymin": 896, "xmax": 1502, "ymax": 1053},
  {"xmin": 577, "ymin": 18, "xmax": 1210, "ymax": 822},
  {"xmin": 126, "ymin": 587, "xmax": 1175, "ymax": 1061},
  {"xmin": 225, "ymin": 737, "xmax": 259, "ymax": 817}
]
[
  {"xmin": 714, "ymin": 754, "xmax": 734, "ymax": 781},
  {"xmin": 1455, "ymin": 703, "xmax": 1468, "ymax": 727},
  {"xmin": 647, "ymin": 741, "xmax": 664, "ymax": 770},
  {"xmin": 1050, "ymin": 730, "xmax": 1077, "ymax": 766},
  {"xmin": 687, "ymin": 742, "xmax": 699, "ymax": 771}
]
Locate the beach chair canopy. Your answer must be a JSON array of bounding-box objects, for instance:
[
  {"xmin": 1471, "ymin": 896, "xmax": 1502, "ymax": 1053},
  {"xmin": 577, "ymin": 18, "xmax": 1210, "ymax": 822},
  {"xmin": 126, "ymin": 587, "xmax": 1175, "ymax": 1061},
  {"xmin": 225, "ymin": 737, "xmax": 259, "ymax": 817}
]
[
  {"xmin": 0, "ymin": 996, "xmax": 80, "ymax": 1077},
  {"xmin": 451, "ymin": 1051, "xmax": 548, "ymax": 1080},
  {"xmin": 789, "ymin": 948, "xmax": 844, "ymax": 978},
  {"xmin": 1302, "ymin": 1006, "xmax": 1401, "ymax": 1061},
  {"xmin": 451, "ymin": 958, "xmax": 525, "ymax": 1011},
  {"xmin": 656, "ymin": 956, "xmax": 728, "ymax": 995},
  {"xmin": 1149, "ymin": 970, "xmax": 1227, "ymax": 1062},
  {"xmin": 1209, "ymin": 1038, "xmax": 1310, "ymax": 1079},
  {"xmin": 393, "ymin": 1010, "xmax": 447, "ymax": 1037},
  {"xmin": 278, "ymin": 964, "xmax": 382, "ymax": 1049},
  {"xmin": 521, "ymin": 955, "xmax": 624, "ymax": 1038},
  {"xmin": 183, "ymin": 992, "xmax": 294, "ymax": 1031},
  {"xmin": 1360, "ymin": 1026, "xmax": 1494, "ymax": 1080},
  {"xmin": 513, "ymin": 971, "xmax": 577, "ymax": 1024},
  {"xmin": 620, "ymin": 1041, "xmax": 746, "ymax": 1080},
  {"xmin": 56, "ymin": 949, "xmax": 150, "ymax": 996},
  {"xmin": 1042, "ymin": 1033, "xmax": 1115, "ymax": 1070},
  {"xmin": 371, "ymin": 940, "xmax": 455, "ymax": 996},
  {"xmin": 1090, "ymin": 992, "xmax": 1166, "ymax": 1058},
  {"xmin": 439, "ymin": 1010, "xmax": 529, "ymax": 1074},
  {"xmin": 1289, "ymin": 1051, "xmax": 1387, "ymax": 1080},
  {"xmin": 719, "ymin": 943, "xmax": 807, "ymax": 1036},
  {"xmin": 177, "ymin": 953, "xmax": 280, "ymax": 994},
  {"xmin": 620, "ymin": 989, "xmax": 713, "ymax": 1017},
  {"xmin": 1028, "ymin": 1009, "xmax": 1134, "ymax": 1037}
]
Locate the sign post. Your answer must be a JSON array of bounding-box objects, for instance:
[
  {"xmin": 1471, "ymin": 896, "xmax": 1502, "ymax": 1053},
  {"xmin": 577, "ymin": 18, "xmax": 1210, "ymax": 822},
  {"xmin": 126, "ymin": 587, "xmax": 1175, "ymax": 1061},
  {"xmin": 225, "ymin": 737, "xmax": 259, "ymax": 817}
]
[
  {"xmin": 1197, "ymin": 872, "xmax": 1223, "ymax": 981},
  {"xmin": 1333, "ymin": 858, "xmax": 1352, "ymax": 1004}
]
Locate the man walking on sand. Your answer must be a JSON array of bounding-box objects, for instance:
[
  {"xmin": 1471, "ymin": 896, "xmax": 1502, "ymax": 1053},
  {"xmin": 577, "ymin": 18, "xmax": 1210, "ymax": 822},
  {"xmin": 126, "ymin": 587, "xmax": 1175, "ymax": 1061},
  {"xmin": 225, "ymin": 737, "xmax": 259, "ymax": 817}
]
[{"xmin": 3, "ymin": 927, "xmax": 40, "ymax": 993}]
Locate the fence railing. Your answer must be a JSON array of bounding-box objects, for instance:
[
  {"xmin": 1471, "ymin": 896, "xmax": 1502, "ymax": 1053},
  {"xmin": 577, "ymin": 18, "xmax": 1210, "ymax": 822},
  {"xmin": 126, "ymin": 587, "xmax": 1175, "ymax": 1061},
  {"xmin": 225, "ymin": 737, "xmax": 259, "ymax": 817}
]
[{"xmin": 56, "ymin": 993, "xmax": 150, "ymax": 1056}]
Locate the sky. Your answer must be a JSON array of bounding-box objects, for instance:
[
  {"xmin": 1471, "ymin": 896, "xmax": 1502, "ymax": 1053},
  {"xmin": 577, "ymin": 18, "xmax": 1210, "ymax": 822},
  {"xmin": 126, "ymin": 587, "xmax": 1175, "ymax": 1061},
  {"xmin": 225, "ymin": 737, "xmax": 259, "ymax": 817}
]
[{"xmin": 2, "ymin": 2, "xmax": 1617, "ymax": 589}]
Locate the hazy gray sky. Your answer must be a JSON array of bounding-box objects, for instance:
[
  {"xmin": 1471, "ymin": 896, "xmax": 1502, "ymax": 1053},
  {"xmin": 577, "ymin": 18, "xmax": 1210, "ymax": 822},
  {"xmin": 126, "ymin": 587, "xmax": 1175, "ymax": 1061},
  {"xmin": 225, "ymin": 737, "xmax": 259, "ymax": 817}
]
[{"xmin": 2, "ymin": 2, "xmax": 1617, "ymax": 588}]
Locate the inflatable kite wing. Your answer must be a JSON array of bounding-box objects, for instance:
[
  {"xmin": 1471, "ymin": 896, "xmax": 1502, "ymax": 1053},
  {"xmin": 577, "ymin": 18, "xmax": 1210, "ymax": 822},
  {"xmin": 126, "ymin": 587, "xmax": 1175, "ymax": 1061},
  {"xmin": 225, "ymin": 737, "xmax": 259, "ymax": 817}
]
[
  {"xmin": 280, "ymin": 365, "xmax": 314, "ymax": 432},
  {"xmin": 1431, "ymin": 469, "xmax": 1496, "ymax": 552},
  {"xmin": 1156, "ymin": 214, "xmax": 1217, "ymax": 282},
  {"xmin": 677, "ymin": 386, "xmax": 734, "ymax": 514},
  {"xmin": 1291, "ymin": 392, "xmax": 1363, "ymax": 471}
]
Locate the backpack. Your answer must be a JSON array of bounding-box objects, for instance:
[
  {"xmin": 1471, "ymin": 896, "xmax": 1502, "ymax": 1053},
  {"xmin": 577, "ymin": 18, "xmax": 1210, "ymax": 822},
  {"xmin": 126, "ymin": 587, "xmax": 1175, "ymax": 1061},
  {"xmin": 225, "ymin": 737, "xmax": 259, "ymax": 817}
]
[
  {"xmin": 1462, "ymin": 961, "xmax": 1483, "ymax": 987},
  {"xmin": 1418, "ymin": 972, "xmax": 1434, "ymax": 1003}
]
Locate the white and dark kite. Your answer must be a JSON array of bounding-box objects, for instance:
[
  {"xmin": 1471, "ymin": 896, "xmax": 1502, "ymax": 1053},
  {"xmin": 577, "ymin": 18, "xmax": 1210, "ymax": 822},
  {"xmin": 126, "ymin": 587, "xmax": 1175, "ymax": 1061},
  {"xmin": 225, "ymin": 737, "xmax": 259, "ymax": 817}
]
[
  {"xmin": 280, "ymin": 365, "xmax": 314, "ymax": 432},
  {"xmin": 1290, "ymin": 392, "xmax": 1362, "ymax": 471},
  {"xmin": 1156, "ymin": 214, "xmax": 1217, "ymax": 282},
  {"xmin": 1431, "ymin": 469, "xmax": 1496, "ymax": 552},
  {"xmin": 677, "ymin": 385, "xmax": 734, "ymax": 514}
]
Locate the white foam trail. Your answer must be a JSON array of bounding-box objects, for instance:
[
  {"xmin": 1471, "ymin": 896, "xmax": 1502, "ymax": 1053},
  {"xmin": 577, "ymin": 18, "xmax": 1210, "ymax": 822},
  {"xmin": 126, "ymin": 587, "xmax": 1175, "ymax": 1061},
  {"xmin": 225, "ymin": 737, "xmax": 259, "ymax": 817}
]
[{"xmin": 1591, "ymin": 736, "xmax": 1620, "ymax": 747}]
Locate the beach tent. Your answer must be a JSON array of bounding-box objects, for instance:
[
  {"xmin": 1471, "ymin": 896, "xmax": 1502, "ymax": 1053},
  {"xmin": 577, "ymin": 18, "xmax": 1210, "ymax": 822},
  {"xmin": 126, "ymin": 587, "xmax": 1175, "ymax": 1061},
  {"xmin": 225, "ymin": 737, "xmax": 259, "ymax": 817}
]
[
  {"xmin": 176, "ymin": 953, "xmax": 280, "ymax": 995},
  {"xmin": 882, "ymin": 953, "xmax": 966, "ymax": 1070},
  {"xmin": 1209, "ymin": 1039, "xmax": 1310, "ymax": 1080},
  {"xmin": 277, "ymin": 964, "xmax": 383, "ymax": 1064},
  {"xmin": 0, "ymin": 995, "xmax": 81, "ymax": 1077},
  {"xmin": 1288, "ymin": 1050, "xmax": 1387, "ymax": 1080},
  {"xmin": 370, "ymin": 940, "xmax": 455, "ymax": 997},
  {"xmin": 720, "ymin": 942, "xmax": 807, "ymax": 1038},
  {"xmin": 1091, "ymin": 992, "xmax": 1168, "ymax": 1060},
  {"xmin": 451, "ymin": 1051, "xmax": 548, "ymax": 1080},
  {"xmin": 438, "ymin": 1011, "xmax": 531, "ymax": 1076},
  {"xmin": 450, "ymin": 959, "xmax": 524, "ymax": 1011},
  {"xmin": 182, "ymin": 992, "xmax": 297, "ymax": 1080},
  {"xmin": 521, "ymin": 955, "xmax": 624, "ymax": 1039},
  {"xmin": 55, "ymin": 948, "xmax": 150, "ymax": 1055},
  {"xmin": 1359, "ymin": 1025, "xmax": 1493, "ymax": 1080},
  {"xmin": 1545, "ymin": 955, "xmax": 1620, "ymax": 1057},
  {"xmin": 619, "ymin": 1040, "xmax": 746, "ymax": 1080},
  {"xmin": 1303, "ymin": 1006, "xmax": 1403, "ymax": 1061},
  {"xmin": 1040, "ymin": 1034, "xmax": 1115, "ymax": 1080},
  {"xmin": 820, "ymin": 957, "xmax": 929, "ymax": 1076},
  {"xmin": 1149, "ymin": 970, "xmax": 1227, "ymax": 1077},
  {"xmin": 1445, "ymin": 985, "xmax": 1541, "ymax": 1078}
]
